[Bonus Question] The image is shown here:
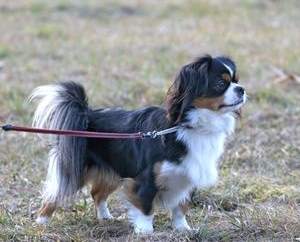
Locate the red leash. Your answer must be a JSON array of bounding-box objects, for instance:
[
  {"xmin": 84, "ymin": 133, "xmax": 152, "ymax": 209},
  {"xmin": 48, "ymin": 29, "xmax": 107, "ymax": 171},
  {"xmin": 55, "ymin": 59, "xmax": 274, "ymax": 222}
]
[{"xmin": 1, "ymin": 124, "xmax": 145, "ymax": 139}]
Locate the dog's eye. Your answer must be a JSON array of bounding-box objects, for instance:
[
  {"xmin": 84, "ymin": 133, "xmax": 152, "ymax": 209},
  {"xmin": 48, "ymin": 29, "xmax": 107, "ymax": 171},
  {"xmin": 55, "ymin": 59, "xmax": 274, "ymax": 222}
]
[{"xmin": 215, "ymin": 80, "xmax": 227, "ymax": 91}]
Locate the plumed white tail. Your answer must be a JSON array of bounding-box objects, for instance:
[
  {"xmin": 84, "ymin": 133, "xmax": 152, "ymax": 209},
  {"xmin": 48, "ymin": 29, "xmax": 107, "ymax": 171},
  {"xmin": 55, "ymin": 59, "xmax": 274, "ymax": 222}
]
[
  {"xmin": 30, "ymin": 85, "xmax": 65, "ymax": 129},
  {"xmin": 29, "ymin": 82, "xmax": 89, "ymax": 203}
]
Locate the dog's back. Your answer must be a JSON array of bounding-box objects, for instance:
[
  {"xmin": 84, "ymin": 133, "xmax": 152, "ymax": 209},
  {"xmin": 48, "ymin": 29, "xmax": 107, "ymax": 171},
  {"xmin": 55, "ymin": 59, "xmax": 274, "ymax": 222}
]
[{"xmin": 86, "ymin": 106, "xmax": 185, "ymax": 177}]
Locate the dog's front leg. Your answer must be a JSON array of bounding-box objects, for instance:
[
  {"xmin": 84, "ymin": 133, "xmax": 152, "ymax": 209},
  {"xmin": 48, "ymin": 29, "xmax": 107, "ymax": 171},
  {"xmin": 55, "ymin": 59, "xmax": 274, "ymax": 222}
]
[
  {"xmin": 124, "ymin": 167, "xmax": 158, "ymax": 233},
  {"xmin": 171, "ymin": 202, "xmax": 191, "ymax": 231}
]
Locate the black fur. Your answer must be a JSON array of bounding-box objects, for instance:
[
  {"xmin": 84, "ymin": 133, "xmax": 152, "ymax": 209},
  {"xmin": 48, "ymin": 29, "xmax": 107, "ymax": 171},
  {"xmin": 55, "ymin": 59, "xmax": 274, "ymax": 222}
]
[{"xmin": 87, "ymin": 107, "xmax": 187, "ymax": 178}]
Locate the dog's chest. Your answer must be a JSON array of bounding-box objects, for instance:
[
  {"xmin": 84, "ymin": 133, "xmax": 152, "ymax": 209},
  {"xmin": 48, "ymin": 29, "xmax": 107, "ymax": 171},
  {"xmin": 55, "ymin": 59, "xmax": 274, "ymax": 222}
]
[
  {"xmin": 179, "ymin": 130, "xmax": 226, "ymax": 188},
  {"xmin": 173, "ymin": 110, "xmax": 235, "ymax": 188},
  {"xmin": 156, "ymin": 111, "xmax": 235, "ymax": 208},
  {"xmin": 171, "ymin": 129, "xmax": 226, "ymax": 188},
  {"xmin": 157, "ymin": 130, "xmax": 227, "ymax": 208}
]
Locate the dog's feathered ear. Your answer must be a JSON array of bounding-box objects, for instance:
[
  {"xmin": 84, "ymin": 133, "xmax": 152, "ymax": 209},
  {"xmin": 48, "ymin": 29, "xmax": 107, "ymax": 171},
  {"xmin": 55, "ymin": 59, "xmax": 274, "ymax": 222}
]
[{"xmin": 165, "ymin": 55, "xmax": 212, "ymax": 124}]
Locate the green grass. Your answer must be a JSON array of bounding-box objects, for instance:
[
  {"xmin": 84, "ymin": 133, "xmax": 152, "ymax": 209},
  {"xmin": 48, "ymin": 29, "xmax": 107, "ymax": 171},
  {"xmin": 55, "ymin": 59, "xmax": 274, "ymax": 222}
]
[
  {"xmin": 0, "ymin": 0, "xmax": 300, "ymax": 241},
  {"xmin": 30, "ymin": 2, "xmax": 46, "ymax": 14},
  {"xmin": 0, "ymin": 44, "xmax": 10, "ymax": 59}
]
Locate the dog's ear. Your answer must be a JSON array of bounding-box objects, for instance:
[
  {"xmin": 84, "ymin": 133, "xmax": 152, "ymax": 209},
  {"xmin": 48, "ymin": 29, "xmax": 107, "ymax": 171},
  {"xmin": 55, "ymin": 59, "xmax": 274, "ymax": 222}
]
[{"xmin": 165, "ymin": 55, "xmax": 212, "ymax": 124}]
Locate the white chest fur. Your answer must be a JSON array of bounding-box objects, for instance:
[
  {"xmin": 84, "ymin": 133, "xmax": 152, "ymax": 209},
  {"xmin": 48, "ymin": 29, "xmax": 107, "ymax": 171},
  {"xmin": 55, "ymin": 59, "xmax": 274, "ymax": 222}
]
[{"xmin": 157, "ymin": 109, "xmax": 235, "ymax": 209}]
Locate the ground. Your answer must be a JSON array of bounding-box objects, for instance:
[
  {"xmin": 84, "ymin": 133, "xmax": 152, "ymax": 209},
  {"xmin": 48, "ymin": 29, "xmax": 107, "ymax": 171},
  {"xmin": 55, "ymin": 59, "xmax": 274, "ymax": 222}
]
[{"xmin": 0, "ymin": 0, "xmax": 300, "ymax": 241}]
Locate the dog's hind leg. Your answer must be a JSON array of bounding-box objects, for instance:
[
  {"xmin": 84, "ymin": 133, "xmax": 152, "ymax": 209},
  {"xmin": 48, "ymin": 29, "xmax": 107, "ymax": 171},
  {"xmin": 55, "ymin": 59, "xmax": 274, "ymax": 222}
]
[
  {"xmin": 88, "ymin": 168, "xmax": 120, "ymax": 220},
  {"xmin": 36, "ymin": 202, "xmax": 57, "ymax": 224},
  {"xmin": 36, "ymin": 149, "xmax": 60, "ymax": 224}
]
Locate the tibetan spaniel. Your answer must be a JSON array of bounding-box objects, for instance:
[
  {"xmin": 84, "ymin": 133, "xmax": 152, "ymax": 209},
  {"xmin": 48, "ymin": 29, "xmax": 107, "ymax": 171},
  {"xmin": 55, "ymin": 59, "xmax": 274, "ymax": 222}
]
[{"xmin": 30, "ymin": 55, "xmax": 246, "ymax": 233}]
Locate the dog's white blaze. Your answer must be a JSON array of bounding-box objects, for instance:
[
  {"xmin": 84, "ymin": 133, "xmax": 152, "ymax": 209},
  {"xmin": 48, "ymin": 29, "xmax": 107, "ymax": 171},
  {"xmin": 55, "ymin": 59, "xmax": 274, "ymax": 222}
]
[
  {"xmin": 128, "ymin": 205, "xmax": 154, "ymax": 233},
  {"xmin": 42, "ymin": 148, "xmax": 60, "ymax": 202},
  {"xmin": 221, "ymin": 61, "xmax": 234, "ymax": 77},
  {"xmin": 158, "ymin": 109, "xmax": 235, "ymax": 209}
]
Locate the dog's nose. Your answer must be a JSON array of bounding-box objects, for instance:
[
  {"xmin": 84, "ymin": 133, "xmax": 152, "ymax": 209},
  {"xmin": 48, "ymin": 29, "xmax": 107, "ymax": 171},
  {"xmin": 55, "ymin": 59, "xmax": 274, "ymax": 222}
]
[{"xmin": 234, "ymin": 86, "xmax": 245, "ymax": 97}]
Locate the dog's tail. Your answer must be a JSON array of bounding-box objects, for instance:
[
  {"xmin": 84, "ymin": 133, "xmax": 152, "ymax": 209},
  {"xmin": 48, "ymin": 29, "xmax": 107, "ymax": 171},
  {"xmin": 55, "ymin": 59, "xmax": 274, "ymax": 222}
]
[{"xmin": 29, "ymin": 81, "xmax": 89, "ymax": 203}]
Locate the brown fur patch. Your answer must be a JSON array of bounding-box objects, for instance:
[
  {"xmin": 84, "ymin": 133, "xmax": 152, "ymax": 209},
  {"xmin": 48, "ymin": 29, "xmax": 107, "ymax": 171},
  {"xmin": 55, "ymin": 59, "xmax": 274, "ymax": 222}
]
[
  {"xmin": 179, "ymin": 201, "xmax": 190, "ymax": 214},
  {"xmin": 123, "ymin": 178, "xmax": 144, "ymax": 212},
  {"xmin": 222, "ymin": 73, "xmax": 231, "ymax": 82},
  {"xmin": 86, "ymin": 167, "xmax": 121, "ymax": 206},
  {"xmin": 165, "ymin": 84, "xmax": 181, "ymax": 123},
  {"xmin": 234, "ymin": 73, "xmax": 239, "ymax": 83},
  {"xmin": 193, "ymin": 96, "xmax": 224, "ymax": 110},
  {"xmin": 38, "ymin": 202, "xmax": 57, "ymax": 218}
]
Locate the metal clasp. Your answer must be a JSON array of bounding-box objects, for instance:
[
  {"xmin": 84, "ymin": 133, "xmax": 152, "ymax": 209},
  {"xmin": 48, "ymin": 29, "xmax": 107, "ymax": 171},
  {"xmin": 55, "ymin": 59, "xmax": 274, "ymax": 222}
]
[{"xmin": 142, "ymin": 130, "xmax": 158, "ymax": 139}]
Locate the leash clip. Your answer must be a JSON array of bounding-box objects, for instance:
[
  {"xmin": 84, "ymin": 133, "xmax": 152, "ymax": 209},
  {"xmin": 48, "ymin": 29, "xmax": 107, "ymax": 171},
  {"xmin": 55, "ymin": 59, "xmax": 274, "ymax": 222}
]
[{"xmin": 142, "ymin": 130, "xmax": 158, "ymax": 139}]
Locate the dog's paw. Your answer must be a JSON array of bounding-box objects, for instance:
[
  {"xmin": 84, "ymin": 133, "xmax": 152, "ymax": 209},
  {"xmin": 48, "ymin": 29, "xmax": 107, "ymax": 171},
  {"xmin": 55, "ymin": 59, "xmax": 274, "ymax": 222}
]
[
  {"xmin": 97, "ymin": 209, "xmax": 114, "ymax": 220},
  {"xmin": 128, "ymin": 205, "xmax": 154, "ymax": 234},
  {"xmin": 36, "ymin": 216, "xmax": 49, "ymax": 225},
  {"xmin": 172, "ymin": 218, "xmax": 191, "ymax": 231},
  {"xmin": 97, "ymin": 212, "xmax": 114, "ymax": 220},
  {"xmin": 96, "ymin": 201, "xmax": 114, "ymax": 220},
  {"xmin": 133, "ymin": 224, "xmax": 154, "ymax": 234}
]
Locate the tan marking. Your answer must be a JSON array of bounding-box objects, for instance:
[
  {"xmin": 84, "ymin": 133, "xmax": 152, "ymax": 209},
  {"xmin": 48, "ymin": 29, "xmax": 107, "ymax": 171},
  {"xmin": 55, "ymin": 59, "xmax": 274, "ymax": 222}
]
[
  {"xmin": 86, "ymin": 167, "xmax": 121, "ymax": 207},
  {"xmin": 38, "ymin": 202, "xmax": 57, "ymax": 218},
  {"xmin": 179, "ymin": 201, "xmax": 190, "ymax": 214},
  {"xmin": 222, "ymin": 73, "xmax": 231, "ymax": 82},
  {"xmin": 165, "ymin": 85, "xmax": 178, "ymax": 122},
  {"xmin": 193, "ymin": 96, "xmax": 224, "ymax": 110},
  {"xmin": 123, "ymin": 178, "xmax": 146, "ymax": 213},
  {"xmin": 234, "ymin": 73, "xmax": 239, "ymax": 83}
]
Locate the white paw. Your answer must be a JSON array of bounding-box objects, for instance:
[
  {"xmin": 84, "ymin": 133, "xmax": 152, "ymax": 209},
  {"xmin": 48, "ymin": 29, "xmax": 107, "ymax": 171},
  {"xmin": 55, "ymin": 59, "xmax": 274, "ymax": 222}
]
[
  {"xmin": 97, "ymin": 211, "xmax": 114, "ymax": 220},
  {"xmin": 172, "ymin": 218, "xmax": 191, "ymax": 231},
  {"xmin": 36, "ymin": 216, "xmax": 49, "ymax": 224},
  {"xmin": 134, "ymin": 224, "xmax": 154, "ymax": 234},
  {"xmin": 97, "ymin": 201, "xmax": 114, "ymax": 220},
  {"xmin": 128, "ymin": 205, "xmax": 154, "ymax": 234}
]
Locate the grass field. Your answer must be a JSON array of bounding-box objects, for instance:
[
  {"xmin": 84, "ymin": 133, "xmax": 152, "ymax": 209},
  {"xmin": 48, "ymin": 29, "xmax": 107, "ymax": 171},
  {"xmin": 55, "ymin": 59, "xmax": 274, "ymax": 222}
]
[{"xmin": 0, "ymin": 0, "xmax": 300, "ymax": 241}]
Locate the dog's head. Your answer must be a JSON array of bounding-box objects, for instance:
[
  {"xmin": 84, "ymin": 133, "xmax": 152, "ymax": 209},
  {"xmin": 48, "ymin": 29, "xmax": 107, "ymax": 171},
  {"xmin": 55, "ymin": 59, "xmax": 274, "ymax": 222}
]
[{"xmin": 166, "ymin": 55, "xmax": 246, "ymax": 123}]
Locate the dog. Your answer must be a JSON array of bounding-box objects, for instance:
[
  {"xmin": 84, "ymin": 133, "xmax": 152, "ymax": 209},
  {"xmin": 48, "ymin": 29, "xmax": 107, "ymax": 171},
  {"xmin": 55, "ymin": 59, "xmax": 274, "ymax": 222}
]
[{"xmin": 30, "ymin": 55, "xmax": 246, "ymax": 233}]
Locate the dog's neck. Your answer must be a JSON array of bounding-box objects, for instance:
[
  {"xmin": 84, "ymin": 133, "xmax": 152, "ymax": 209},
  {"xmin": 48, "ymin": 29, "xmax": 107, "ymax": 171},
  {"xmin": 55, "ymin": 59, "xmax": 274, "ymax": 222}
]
[{"xmin": 181, "ymin": 108, "xmax": 236, "ymax": 135}]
